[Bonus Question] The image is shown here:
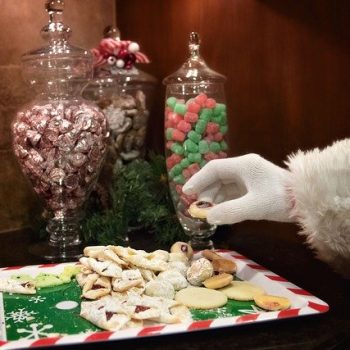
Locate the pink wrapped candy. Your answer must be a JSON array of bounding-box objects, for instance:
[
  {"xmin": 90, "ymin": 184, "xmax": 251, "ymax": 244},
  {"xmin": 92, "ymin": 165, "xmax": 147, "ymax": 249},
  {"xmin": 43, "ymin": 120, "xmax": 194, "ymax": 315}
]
[{"xmin": 12, "ymin": 101, "xmax": 108, "ymax": 216}]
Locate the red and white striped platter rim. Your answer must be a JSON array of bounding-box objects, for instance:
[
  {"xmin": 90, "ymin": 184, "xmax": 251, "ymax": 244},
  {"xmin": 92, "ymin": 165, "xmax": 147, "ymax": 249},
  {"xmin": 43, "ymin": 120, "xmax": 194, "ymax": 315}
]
[{"xmin": 0, "ymin": 250, "xmax": 329, "ymax": 349}]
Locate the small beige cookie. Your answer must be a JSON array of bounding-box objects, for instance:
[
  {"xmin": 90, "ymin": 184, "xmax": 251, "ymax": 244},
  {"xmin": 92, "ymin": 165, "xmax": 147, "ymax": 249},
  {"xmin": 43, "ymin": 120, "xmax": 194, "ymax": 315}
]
[
  {"xmin": 188, "ymin": 201, "xmax": 214, "ymax": 219},
  {"xmin": 254, "ymin": 294, "xmax": 291, "ymax": 311},
  {"xmin": 175, "ymin": 287, "xmax": 227, "ymax": 309},
  {"xmin": 203, "ymin": 273, "xmax": 233, "ymax": 289},
  {"xmin": 219, "ymin": 281, "xmax": 265, "ymax": 301}
]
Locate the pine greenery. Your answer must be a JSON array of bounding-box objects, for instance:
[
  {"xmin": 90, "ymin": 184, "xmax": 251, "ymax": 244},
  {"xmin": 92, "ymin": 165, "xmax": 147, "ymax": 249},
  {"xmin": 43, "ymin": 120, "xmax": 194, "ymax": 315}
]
[{"xmin": 82, "ymin": 154, "xmax": 186, "ymax": 246}]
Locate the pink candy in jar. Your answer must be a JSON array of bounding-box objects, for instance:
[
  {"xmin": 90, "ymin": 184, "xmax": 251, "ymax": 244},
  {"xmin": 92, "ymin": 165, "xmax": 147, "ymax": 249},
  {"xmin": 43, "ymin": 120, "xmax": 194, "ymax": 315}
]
[{"xmin": 12, "ymin": 102, "xmax": 108, "ymax": 214}]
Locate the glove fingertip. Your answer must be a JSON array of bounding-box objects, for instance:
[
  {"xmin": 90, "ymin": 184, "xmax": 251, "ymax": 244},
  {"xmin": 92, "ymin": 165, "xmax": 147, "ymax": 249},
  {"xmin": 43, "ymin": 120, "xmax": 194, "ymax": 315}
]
[{"xmin": 182, "ymin": 184, "xmax": 195, "ymax": 195}]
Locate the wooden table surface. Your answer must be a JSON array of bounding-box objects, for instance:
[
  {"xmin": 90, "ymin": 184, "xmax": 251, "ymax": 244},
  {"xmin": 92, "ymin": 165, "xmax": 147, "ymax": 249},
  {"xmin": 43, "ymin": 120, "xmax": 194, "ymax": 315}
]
[{"xmin": 0, "ymin": 221, "xmax": 349, "ymax": 350}]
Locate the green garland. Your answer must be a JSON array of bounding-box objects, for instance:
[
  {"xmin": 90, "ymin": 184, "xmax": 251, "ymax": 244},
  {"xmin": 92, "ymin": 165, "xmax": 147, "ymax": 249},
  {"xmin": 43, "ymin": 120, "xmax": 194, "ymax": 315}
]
[{"xmin": 82, "ymin": 153, "xmax": 186, "ymax": 246}]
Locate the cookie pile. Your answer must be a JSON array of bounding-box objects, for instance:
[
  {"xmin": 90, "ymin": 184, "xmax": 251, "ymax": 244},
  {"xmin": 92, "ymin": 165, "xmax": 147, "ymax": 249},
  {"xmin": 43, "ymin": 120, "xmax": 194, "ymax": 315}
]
[
  {"xmin": 77, "ymin": 243, "xmax": 291, "ymax": 331},
  {"xmin": 174, "ymin": 249, "xmax": 291, "ymax": 312},
  {"xmin": 77, "ymin": 244, "xmax": 194, "ymax": 331}
]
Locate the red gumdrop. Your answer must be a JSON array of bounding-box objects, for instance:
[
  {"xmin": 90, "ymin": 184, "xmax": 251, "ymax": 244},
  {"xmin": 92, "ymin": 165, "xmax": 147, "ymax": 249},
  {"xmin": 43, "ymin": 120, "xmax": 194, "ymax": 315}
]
[
  {"xmin": 177, "ymin": 120, "xmax": 192, "ymax": 133},
  {"xmin": 218, "ymin": 151, "xmax": 228, "ymax": 158},
  {"xmin": 195, "ymin": 93, "xmax": 208, "ymax": 106},
  {"xmin": 175, "ymin": 184, "xmax": 183, "ymax": 194},
  {"xmin": 168, "ymin": 112, "xmax": 183, "ymax": 126},
  {"xmin": 166, "ymin": 141, "xmax": 174, "ymax": 150},
  {"xmin": 213, "ymin": 132, "xmax": 223, "ymax": 141},
  {"xmin": 188, "ymin": 163, "xmax": 201, "ymax": 175},
  {"xmin": 205, "ymin": 98, "xmax": 216, "ymax": 109},
  {"xmin": 184, "ymin": 112, "xmax": 199, "ymax": 123},
  {"xmin": 187, "ymin": 102, "xmax": 201, "ymax": 114},
  {"xmin": 204, "ymin": 134, "xmax": 215, "ymax": 142},
  {"xmin": 180, "ymin": 194, "xmax": 195, "ymax": 207},
  {"xmin": 204, "ymin": 152, "xmax": 219, "ymax": 161},
  {"xmin": 166, "ymin": 154, "xmax": 182, "ymax": 169},
  {"xmin": 182, "ymin": 168, "xmax": 192, "ymax": 179},
  {"xmin": 166, "ymin": 157, "xmax": 175, "ymax": 169},
  {"xmin": 172, "ymin": 129, "xmax": 186, "ymax": 142},
  {"xmin": 206, "ymin": 122, "xmax": 220, "ymax": 134},
  {"xmin": 165, "ymin": 107, "xmax": 171, "ymax": 117},
  {"xmin": 173, "ymin": 154, "xmax": 183, "ymax": 164}
]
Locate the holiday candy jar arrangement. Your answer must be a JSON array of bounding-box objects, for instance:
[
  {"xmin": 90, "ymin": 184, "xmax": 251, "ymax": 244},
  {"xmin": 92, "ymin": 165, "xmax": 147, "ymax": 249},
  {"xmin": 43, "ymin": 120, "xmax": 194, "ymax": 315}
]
[
  {"xmin": 163, "ymin": 32, "xmax": 229, "ymax": 250},
  {"xmin": 83, "ymin": 26, "xmax": 156, "ymax": 170},
  {"xmin": 12, "ymin": 0, "xmax": 108, "ymax": 260}
]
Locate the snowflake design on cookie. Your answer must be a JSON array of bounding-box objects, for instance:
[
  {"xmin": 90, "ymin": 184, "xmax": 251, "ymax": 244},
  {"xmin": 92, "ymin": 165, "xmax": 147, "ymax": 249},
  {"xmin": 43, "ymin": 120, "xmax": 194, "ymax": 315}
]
[
  {"xmin": 5, "ymin": 308, "xmax": 38, "ymax": 323},
  {"xmin": 17, "ymin": 323, "xmax": 54, "ymax": 340},
  {"xmin": 29, "ymin": 295, "xmax": 46, "ymax": 304}
]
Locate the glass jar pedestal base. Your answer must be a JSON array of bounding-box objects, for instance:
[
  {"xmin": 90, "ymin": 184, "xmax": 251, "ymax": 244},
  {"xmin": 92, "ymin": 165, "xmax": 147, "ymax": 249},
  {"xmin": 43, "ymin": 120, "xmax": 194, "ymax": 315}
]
[
  {"xmin": 29, "ymin": 215, "xmax": 84, "ymax": 262},
  {"xmin": 28, "ymin": 241, "xmax": 84, "ymax": 262},
  {"xmin": 178, "ymin": 210, "xmax": 216, "ymax": 250}
]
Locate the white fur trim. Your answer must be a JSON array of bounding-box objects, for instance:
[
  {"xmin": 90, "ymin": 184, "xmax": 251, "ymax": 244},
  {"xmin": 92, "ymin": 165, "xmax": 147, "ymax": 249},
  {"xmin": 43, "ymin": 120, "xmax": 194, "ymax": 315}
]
[{"xmin": 285, "ymin": 138, "xmax": 350, "ymax": 277}]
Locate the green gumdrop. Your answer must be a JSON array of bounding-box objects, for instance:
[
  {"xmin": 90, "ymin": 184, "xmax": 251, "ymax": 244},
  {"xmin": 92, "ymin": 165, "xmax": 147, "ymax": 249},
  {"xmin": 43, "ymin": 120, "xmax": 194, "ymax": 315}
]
[
  {"xmin": 220, "ymin": 140, "xmax": 229, "ymax": 151},
  {"xmin": 209, "ymin": 142, "xmax": 221, "ymax": 153},
  {"xmin": 171, "ymin": 143, "xmax": 184, "ymax": 155},
  {"xmin": 214, "ymin": 103, "xmax": 226, "ymax": 115},
  {"xmin": 220, "ymin": 125, "xmax": 228, "ymax": 134},
  {"xmin": 200, "ymin": 159, "xmax": 207, "ymax": 168},
  {"xmin": 188, "ymin": 153, "xmax": 202, "ymax": 163},
  {"xmin": 220, "ymin": 112, "xmax": 227, "ymax": 124},
  {"xmin": 166, "ymin": 96, "xmax": 177, "ymax": 109},
  {"xmin": 199, "ymin": 108, "xmax": 212, "ymax": 122},
  {"xmin": 35, "ymin": 273, "xmax": 65, "ymax": 288},
  {"xmin": 168, "ymin": 168, "xmax": 176, "ymax": 179},
  {"xmin": 195, "ymin": 120, "xmax": 207, "ymax": 134},
  {"xmin": 174, "ymin": 103, "xmax": 187, "ymax": 115},
  {"xmin": 188, "ymin": 130, "xmax": 201, "ymax": 143},
  {"xmin": 180, "ymin": 158, "xmax": 191, "ymax": 168},
  {"xmin": 198, "ymin": 140, "xmax": 210, "ymax": 154},
  {"xmin": 184, "ymin": 139, "xmax": 199, "ymax": 153},
  {"xmin": 173, "ymin": 174, "xmax": 185, "ymax": 184},
  {"xmin": 165, "ymin": 128, "xmax": 173, "ymax": 140},
  {"xmin": 172, "ymin": 164, "xmax": 183, "ymax": 176}
]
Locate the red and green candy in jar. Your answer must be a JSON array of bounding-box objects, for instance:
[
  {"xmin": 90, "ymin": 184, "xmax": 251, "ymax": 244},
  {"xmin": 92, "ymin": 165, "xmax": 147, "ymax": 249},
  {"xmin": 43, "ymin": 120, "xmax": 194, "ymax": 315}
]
[{"xmin": 165, "ymin": 92, "xmax": 228, "ymax": 207}]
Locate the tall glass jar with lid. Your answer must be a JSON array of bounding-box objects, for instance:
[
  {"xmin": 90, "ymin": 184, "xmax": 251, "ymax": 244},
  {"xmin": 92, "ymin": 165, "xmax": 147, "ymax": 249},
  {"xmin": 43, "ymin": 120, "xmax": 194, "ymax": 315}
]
[
  {"xmin": 11, "ymin": 0, "xmax": 109, "ymax": 260},
  {"xmin": 83, "ymin": 26, "xmax": 157, "ymax": 173},
  {"xmin": 163, "ymin": 32, "xmax": 229, "ymax": 250}
]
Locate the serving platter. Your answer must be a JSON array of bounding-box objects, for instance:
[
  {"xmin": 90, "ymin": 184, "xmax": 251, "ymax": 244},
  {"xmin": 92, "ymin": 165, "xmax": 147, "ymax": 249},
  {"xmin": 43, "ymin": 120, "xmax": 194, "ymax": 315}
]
[{"xmin": 0, "ymin": 249, "xmax": 329, "ymax": 349}]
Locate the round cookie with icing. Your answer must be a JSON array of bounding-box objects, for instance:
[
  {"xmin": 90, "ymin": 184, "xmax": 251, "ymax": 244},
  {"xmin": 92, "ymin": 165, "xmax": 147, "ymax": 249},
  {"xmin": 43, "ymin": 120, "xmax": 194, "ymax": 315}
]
[{"xmin": 188, "ymin": 200, "xmax": 214, "ymax": 219}]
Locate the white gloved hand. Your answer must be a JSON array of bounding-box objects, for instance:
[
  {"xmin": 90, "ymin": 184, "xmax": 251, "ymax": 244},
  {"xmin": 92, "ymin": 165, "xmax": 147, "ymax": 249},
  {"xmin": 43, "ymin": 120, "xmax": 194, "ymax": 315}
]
[{"xmin": 182, "ymin": 154, "xmax": 295, "ymax": 225}]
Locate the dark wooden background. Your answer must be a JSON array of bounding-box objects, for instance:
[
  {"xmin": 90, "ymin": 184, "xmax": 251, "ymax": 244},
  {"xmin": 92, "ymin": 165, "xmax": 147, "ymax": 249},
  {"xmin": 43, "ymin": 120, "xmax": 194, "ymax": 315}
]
[{"xmin": 116, "ymin": 0, "xmax": 350, "ymax": 166}]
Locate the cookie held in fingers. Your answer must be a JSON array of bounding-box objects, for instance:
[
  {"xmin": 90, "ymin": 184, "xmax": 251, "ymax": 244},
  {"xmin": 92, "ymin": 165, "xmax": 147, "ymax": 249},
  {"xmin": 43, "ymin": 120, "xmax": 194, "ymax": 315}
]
[
  {"xmin": 188, "ymin": 200, "xmax": 214, "ymax": 219},
  {"xmin": 254, "ymin": 294, "xmax": 291, "ymax": 311}
]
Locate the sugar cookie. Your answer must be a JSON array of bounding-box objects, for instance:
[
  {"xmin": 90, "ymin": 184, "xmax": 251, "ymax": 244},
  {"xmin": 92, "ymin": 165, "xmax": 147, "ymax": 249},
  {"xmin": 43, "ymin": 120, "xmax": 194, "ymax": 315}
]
[
  {"xmin": 203, "ymin": 273, "xmax": 233, "ymax": 289},
  {"xmin": 254, "ymin": 294, "xmax": 291, "ymax": 311},
  {"xmin": 175, "ymin": 287, "xmax": 227, "ymax": 309},
  {"xmin": 219, "ymin": 281, "xmax": 265, "ymax": 301},
  {"xmin": 188, "ymin": 201, "xmax": 214, "ymax": 219}
]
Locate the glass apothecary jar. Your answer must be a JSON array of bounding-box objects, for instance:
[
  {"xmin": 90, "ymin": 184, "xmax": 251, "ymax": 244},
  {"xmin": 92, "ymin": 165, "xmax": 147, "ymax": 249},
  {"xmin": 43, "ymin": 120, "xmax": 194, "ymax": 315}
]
[
  {"xmin": 83, "ymin": 26, "xmax": 157, "ymax": 171},
  {"xmin": 163, "ymin": 32, "xmax": 229, "ymax": 250},
  {"xmin": 11, "ymin": 0, "xmax": 108, "ymax": 260}
]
